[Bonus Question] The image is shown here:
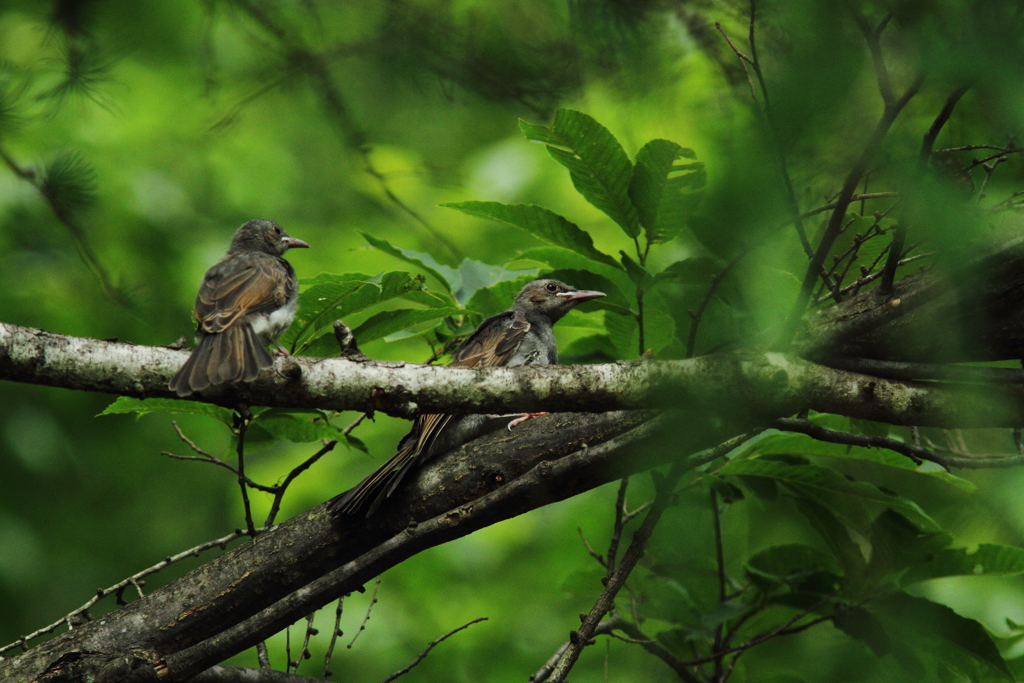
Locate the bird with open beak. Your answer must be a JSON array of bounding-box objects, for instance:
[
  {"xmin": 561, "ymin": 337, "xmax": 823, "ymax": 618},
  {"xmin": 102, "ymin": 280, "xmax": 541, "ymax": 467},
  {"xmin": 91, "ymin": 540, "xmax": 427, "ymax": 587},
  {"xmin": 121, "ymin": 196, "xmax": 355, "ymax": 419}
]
[{"xmin": 330, "ymin": 278, "xmax": 606, "ymax": 517}]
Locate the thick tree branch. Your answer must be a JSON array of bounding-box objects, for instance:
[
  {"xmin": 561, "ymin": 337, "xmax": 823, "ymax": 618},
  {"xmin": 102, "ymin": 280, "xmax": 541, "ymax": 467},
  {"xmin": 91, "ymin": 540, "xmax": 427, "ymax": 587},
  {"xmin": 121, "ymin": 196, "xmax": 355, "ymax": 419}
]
[{"xmin": 4, "ymin": 322, "xmax": 1024, "ymax": 428}]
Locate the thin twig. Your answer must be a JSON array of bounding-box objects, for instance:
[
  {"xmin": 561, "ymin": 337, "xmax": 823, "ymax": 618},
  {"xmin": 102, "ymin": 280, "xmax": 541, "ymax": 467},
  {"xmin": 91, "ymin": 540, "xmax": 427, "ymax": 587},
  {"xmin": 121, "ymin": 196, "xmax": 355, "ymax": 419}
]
[
  {"xmin": 0, "ymin": 528, "xmax": 254, "ymax": 656},
  {"xmin": 164, "ymin": 422, "xmax": 275, "ymax": 492},
  {"xmin": 347, "ymin": 575, "xmax": 380, "ymax": 649},
  {"xmin": 380, "ymin": 617, "xmax": 488, "ymax": 683},
  {"xmin": 322, "ymin": 597, "xmax": 345, "ymax": 678},
  {"xmin": 711, "ymin": 489, "xmax": 727, "ymax": 681},
  {"xmin": 235, "ymin": 410, "xmax": 258, "ymax": 537},
  {"xmin": 265, "ymin": 439, "xmax": 338, "ymax": 526},
  {"xmin": 606, "ymin": 478, "xmax": 630, "ymax": 575},
  {"xmin": 774, "ymin": 417, "xmax": 942, "ymax": 467},
  {"xmin": 687, "ymin": 254, "xmax": 743, "ymax": 358}
]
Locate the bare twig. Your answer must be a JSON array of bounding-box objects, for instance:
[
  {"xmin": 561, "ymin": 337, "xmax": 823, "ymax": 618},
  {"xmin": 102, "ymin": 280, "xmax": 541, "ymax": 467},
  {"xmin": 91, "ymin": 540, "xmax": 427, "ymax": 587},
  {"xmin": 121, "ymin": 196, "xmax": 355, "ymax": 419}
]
[
  {"xmin": 235, "ymin": 409, "xmax": 258, "ymax": 537},
  {"xmin": 921, "ymin": 86, "xmax": 971, "ymax": 158},
  {"xmin": 380, "ymin": 617, "xmax": 488, "ymax": 683},
  {"xmin": 322, "ymin": 597, "xmax": 345, "ymax": 678},
  {"xmin": 711, "ymin": 488, "xmax": 727, "ymax": 681},
  {"xmin": 687, "ymin": 254, "xmax": 743, "ymax": 358},
  {"xmin": 774, "ymin": 417, "xmax": 941, "ymax": 467},
  {"xmin": 347, "ymin": 575, "xmax": 380, "ymax": 649},
  {"xmin": 163, "ymin": 422, "xmax": 275, "ymax": 492},
  {"xmin": 605, "ymin": 478, "xmax": 630, "ymax": 575},
  {"xmin": 0, "ymin": 528, "xmax": 253, "ymax": 656},
  {"xmin": 264, "ymin": 439, "xmax": 338, "ymax": 526}
]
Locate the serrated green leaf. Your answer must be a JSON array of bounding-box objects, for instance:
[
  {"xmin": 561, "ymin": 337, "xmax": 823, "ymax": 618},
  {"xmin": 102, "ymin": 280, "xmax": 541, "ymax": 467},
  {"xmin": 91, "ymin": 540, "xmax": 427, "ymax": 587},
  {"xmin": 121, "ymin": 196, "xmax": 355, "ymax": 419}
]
[
  {"xmin": 520, "ymin": 109, "xmax": 640, "ymax": 237},
  {"xmin": 630, "ymin": 139, "xmax": 705, "ymax": 244},
  {"xmin": 283, "ymin": 271, "xmax": 426, "ymax": 353},
  {"xmin": 741, "ymin": 428, "xmax": 975, "ymax": 492},
  {"xmin": 450, "ymin": 257, "xmax": 538, "ymax": 303},
  {"xmin": 361, "ymin": 232, "xmax": 457, "ymax": 292},
  {"xmin": 746, "ymin": 544, "xmax": 841, "ymax": 591},
  {"xmin": 865, "ymin": 510, "xmax": 953, "ymax": 587},
  {"xmin": 878, "ymin": 593, "xmax": 1013, "ymax": 680},
  {"xmin": 443, "ymin": 201, "xmax": 620, "ymax": 269},
  {"xmin": 654, "ymin": 257, "xmax": 723, "ymax": 286},
  {"xmin": 465, "ymin": 274, "xmax": 538, "ymax": 319},
  {"xmin": 254, "ymin": 409, "xmax": 349, "ymax": 443},
  {"xmin": 833, "ymin": 604, "xmax": 892, "ymax": 657},
  {"xmin": 901, "ymin": 544, "xmax": 1024, "ymax": 586},
  {"xmin": 353, "ymin": 307, "xmax": 462, "ymax": 345},
  {"xmin": 794, "ymin": 499, "xmax": 867, "ymax": 584},
  {"xmin": 719, "ymin": 458, "xmax": 940, "ymax": 531},
  {"xmin": 507, "ymin": 246, "xmax": 633, "ymax": 293},
  {"xmin": 98, "ymin": 397, "xmax": 234, "ymax": 426}
]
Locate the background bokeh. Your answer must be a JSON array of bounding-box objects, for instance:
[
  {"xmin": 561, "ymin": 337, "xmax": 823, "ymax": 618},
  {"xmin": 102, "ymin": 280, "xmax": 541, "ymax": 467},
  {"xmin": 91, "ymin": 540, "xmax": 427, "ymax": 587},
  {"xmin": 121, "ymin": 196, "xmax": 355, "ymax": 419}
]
[{"xmin": 5, "ymin": 2, "xmax": 1024, "ymax": 682}]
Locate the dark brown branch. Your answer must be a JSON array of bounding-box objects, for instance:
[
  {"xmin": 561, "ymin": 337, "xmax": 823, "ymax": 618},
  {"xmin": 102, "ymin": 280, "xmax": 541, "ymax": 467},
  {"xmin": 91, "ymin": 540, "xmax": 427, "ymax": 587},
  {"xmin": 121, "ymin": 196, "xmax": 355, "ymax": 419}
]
[
  {"xmin": 921, "ymin": 86, "xmax": 970, "ymax": 159},
  {"xmin": 188, "ymin": 665, "xmax": 324, "ymax": 682},
  {"xmin": 547, "ymin": 462, "xmax": 685, "ymax": 683},
  {"xmin": 783, "ymin": 6, "xmax": 924, "ymax": 341},
  {"xmin": 774, "ymin": 418, "xmax": 940, "ymax": 467}
]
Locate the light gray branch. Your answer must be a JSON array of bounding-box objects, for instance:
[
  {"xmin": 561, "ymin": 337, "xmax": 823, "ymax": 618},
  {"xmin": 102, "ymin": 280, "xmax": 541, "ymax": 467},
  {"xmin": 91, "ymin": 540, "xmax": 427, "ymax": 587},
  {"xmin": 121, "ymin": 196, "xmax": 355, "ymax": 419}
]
[{"xmin": 3, "ymin": 322, "xmax": 1024, "ymax": 428}]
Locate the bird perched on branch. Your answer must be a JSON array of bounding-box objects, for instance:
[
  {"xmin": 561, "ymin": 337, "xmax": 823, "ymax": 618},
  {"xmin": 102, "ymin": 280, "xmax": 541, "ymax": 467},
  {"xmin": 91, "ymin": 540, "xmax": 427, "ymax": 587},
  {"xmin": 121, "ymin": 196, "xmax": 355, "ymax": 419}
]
[
  {"xmin": 330, "ymin": 279, "xmax": 606, "ymax": 517},
  {"xmin": 169, "ymin": 219, "xmax": 309, "ymax": 396}
]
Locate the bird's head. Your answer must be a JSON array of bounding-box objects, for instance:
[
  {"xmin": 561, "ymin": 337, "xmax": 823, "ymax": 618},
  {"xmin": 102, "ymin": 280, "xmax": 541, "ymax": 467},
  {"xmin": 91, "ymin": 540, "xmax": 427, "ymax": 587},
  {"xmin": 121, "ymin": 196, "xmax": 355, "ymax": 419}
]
[
  {"xmin": 514, "ymin": 279, "xmax": 606, "ymax": 323},
  {"xmin": 229, "ymin": 219, "xmax": 310, "ymax": 256}
]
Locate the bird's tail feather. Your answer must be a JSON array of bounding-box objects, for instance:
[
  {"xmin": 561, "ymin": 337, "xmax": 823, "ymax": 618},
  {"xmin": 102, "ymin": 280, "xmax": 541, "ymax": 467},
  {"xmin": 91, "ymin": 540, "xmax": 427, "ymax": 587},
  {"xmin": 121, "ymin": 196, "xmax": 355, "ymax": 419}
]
[
  {"xmin": 168, "ymin": 323, "xmax": 273, "ymax": 396},
  {"xmin": 329, "ymin": 445, "xmax": 419, "ymax": 518}
]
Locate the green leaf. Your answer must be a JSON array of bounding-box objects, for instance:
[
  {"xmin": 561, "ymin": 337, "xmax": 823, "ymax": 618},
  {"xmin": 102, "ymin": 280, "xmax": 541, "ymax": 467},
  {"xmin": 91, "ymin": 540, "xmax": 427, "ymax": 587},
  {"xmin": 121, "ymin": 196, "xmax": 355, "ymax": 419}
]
[
  {"xmin": 283, "ymin": 271, "xmax": 426, "ymax": 353},
  {"xmin": 654, "ymin": 257, "xmax": 723, "ymax": 285},
  {"xmin": 719, "ymin": 458, "xmax": 940, "ymax": 531},
  {"xmin": 746, "ymin": 544, "xmax": 841, "ymax": 591},
  {"xmin": 360, "ymin": 232, "xmax": 458, "ymax": 292},
  {"xmin": 864, "ymin": 510, "xmax": 953, "ymax": 588},
  {"xmin": 507, "ymin": 246, "xmax": 633, "ymax": 293},
  {"xmin": 878, "ymin": 593, "xmax": 1013, "ymax": 680},
  {"xmin": 443, "ymin": 201, "xmax": 620, "ymax": 269},
  {"xmin": 98, "ymin": 397, "xmax": 234, "ymax": 426},
  {"xmin": 465, "ymin": 274, "xmax": 539, "ymax": 319},
  {"xmin": 794, "ymin": 499, "xmax": 867, "ymax": 584},
  {"xmin": 353, "ymin": 307, "xmax": 462, "ymax": 345},
  {"xmin": 619, "ymin": 251, "xmax": 652, "ymax": 288},
  {"xmin": 520, "ymin": 109, "xmax": 640, "ymax": 237},
  {"xmin": 901, "ymin": 544, "xmax": 1024, "ymax": 586},
  {"xmin": 361, "ymin": 233, "xmax": 534, "ymax": 304},
  {"xmin": 742, "ymin": 427, "xmax": 975, "ymax": 492},
  {"xmin": 833, "ymin": 604, "xmax": 892, "ymax": 657},
  {"xmin": 254, "ymin": 409, "xmax": 349, "ymax": 443},
  {"xmin": 630, "ymin": 139, "xmax": 705, "ymax": 244}
]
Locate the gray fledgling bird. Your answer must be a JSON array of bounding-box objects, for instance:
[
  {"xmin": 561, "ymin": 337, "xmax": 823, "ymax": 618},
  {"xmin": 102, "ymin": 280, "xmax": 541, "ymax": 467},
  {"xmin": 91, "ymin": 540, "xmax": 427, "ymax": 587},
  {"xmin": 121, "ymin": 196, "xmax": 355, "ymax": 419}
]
[
  {"xmin": 168, "ymin": 219, "xmax": 309, "ymax": 396},
  {"xmin": 330, "ymin": 279, "xmax": 606, "ymax": 517}
]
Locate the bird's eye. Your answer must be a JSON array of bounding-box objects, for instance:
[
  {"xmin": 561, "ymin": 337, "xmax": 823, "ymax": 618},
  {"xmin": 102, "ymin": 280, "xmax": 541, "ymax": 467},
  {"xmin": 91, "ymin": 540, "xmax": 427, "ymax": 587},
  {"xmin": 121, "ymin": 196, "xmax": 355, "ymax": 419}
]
[
  {"xmin": 545, "ymin": 282, "xmax": 558, "ymax": 293},
  {"xmin": 274, "ymin": 226, "xmax": 282, "ymax": 235}
]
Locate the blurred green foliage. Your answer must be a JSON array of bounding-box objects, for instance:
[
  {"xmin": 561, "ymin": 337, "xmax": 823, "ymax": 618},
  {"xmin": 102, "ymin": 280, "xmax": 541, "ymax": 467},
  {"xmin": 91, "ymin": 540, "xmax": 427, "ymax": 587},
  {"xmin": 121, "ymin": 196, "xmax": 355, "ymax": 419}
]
[{"xmin": 5, "ymin": 1, "xmax": 1024, "ymax": 682}]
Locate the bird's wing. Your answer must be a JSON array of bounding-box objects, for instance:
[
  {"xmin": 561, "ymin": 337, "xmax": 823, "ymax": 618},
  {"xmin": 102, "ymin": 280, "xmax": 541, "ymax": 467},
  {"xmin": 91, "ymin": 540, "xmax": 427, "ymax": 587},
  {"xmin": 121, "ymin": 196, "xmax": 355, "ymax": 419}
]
[
  {"xmin": 195, "ymin": 258, "xmax": 289, "ymax": 333},
  {"xmin": 450, "ymin": 311, "xmax": 530, "ymax": 368},
  {"xmin": 402, "ymin": 312, "xmax": 529, "ymax": 470}
]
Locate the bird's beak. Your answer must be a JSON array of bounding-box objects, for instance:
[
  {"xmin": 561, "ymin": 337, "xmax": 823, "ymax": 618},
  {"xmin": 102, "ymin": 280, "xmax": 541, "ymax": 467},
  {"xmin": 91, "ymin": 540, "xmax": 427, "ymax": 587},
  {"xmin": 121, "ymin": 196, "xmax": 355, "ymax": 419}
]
[
  {"xmin": 557, "ymin": 290, "xmax": 606, "ymax": 303},
  {"xmin": 283, "ymin": 236, "xmax": 310, "ymax": 250}
]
